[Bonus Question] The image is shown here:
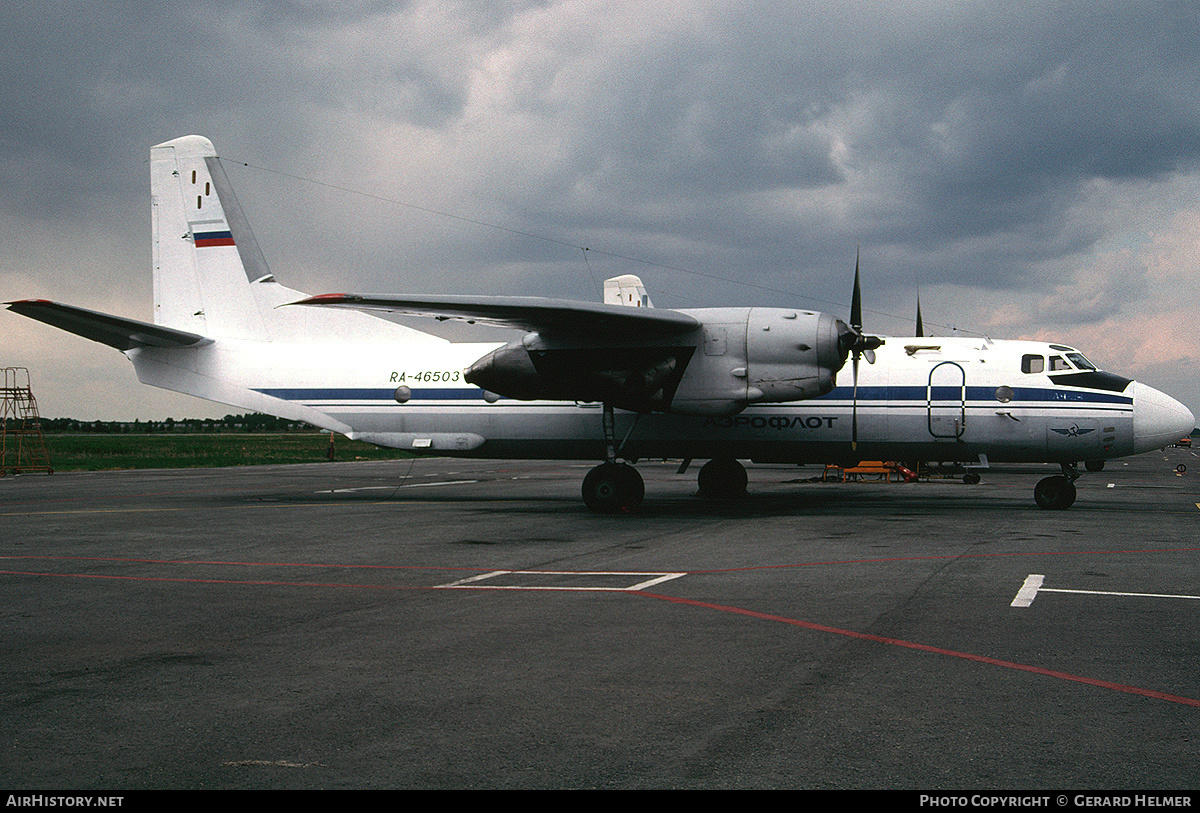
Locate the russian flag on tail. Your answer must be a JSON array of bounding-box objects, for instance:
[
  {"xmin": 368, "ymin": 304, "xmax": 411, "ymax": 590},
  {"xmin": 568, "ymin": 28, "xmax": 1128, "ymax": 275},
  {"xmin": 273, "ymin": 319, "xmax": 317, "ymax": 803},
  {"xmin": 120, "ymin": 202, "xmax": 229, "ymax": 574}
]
[{"xmin": 194, "ymin": 229, "xmax": 235, "ymax": 248}]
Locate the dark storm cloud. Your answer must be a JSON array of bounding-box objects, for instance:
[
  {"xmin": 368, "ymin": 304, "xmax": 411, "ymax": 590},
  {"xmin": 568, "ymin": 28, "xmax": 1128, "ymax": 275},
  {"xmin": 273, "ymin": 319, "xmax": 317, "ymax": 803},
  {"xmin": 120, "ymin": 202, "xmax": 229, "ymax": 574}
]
[
  {"xmin": 7, "ymin": 1, "xmax": 1197, "ymax": 262},
  {"xmin": 842, "ymin": 1, "xmax": 1200, "ymax": 281},
  {"xmin": 0, "ymin": 2, "xmax": 228, "ymax": 217},
  {"xmin": 370, "ymin": 0, "xmax": 1199, "ymax": 307},
  {"xmin": 0, "ymin": 1, "xmax": 428, "ymax": 220}
]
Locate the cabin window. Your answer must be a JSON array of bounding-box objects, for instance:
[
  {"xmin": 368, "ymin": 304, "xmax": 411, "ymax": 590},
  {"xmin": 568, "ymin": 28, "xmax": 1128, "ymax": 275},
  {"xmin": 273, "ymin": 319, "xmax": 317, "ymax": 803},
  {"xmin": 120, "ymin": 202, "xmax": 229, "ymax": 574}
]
[
  {"xmin": 1021, "ymin": 354, "xmax": 1044, "ymax": 374},
  {"xmin": 1066, "ymin": 352, "xmax": 1096, "ymax": 370},
  {"xmin": 1049, "ymin": 355, "xmax": 1071, "ymax": 371}
]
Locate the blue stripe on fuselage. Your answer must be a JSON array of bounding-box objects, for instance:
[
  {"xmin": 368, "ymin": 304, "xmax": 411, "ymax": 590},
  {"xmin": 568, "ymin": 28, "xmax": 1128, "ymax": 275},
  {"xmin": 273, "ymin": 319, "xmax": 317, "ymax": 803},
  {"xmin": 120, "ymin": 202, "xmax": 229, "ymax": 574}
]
[
  {"xmin": 253, "ymin": 385, "xmax": 1133, "ymax": 406},
  {"xmin": 817, "ymin": 386, "xmax": 1132, "ymax": 405},
  {"xmin": 253, "ymin": 387, "xmax": 483, "ymax": 401}
]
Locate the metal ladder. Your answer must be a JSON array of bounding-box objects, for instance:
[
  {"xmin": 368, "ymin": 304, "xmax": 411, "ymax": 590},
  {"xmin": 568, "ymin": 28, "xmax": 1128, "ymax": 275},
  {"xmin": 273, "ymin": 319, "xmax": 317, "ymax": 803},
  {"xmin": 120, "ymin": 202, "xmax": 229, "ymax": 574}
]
[{"xmin": 1, "ymin": 367, "xmax": 53, "ymax": 475}]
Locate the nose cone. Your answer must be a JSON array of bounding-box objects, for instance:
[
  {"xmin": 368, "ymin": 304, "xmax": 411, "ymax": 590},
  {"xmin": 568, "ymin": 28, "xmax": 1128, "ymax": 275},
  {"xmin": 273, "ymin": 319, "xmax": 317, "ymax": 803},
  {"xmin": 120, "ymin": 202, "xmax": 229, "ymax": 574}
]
[{"xmin": 1132, "ymin": 382, "xmax": 1195, "ymax": 454}]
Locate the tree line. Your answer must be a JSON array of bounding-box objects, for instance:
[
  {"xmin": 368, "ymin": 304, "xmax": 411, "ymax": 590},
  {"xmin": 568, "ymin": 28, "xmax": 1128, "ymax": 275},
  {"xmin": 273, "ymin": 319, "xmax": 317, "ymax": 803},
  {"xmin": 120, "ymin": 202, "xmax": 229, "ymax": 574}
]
[{"xmin": 8, "ymin": 413, "xmax": 313, "ymax": 434}]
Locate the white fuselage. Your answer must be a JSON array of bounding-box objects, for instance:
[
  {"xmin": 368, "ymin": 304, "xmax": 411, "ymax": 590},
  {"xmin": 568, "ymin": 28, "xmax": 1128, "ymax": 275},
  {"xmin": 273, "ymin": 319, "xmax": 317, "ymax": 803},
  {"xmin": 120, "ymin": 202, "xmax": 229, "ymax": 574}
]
[{"xmin": 127, "ymin": 330, "xmax": 1188, "ymax": 467}]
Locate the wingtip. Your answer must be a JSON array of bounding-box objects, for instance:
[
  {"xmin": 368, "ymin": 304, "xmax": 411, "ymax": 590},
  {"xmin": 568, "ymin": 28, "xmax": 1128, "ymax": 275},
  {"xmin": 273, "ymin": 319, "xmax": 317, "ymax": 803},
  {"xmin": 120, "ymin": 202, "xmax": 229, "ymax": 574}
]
[
  {"xmin": 281, "ymin": 293, "xmax": 358, "ymax": 309},
  {"xmin": 5, "ymin": 298, "xmax": 55, "ymax": 310}
]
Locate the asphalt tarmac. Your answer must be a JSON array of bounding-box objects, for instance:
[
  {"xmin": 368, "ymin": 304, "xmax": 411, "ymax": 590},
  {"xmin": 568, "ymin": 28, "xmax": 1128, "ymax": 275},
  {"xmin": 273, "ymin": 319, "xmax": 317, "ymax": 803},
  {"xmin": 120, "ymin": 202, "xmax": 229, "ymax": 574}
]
[{"xmin": 2, "ymin": 447, "xmax": 1198, "ymax": 790}]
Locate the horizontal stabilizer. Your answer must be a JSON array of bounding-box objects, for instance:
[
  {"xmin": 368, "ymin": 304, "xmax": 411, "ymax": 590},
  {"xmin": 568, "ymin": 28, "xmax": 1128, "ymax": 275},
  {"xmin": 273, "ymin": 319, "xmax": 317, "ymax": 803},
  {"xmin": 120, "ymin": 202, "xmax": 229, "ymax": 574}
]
[
  {"xmin": 288, "ymin": 293, "xmax": 699, "ymax": 339},
  {"xmin": 6, "ymin": 299, "xmax": 213, "ymax": 351}
]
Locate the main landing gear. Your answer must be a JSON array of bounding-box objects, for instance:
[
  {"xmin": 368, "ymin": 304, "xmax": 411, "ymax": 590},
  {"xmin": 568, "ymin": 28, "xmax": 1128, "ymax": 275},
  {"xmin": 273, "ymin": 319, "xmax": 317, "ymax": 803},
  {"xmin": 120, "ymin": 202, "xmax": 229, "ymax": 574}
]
[
  {"xmin": 582, "ymin": 402, "xmax": 645, "ymax": 514},
  {"xmin": 582, "ymin": 461, "xmax": 644, "ymax": 513},
  {"xmin": 581, "ymin": 456, "xmax": 750, "ymax": 513},
  {"xmin": 1034, "ymin": 463, "xmax": 1078, "ymax": 510},
  {"xmin": 697, "ymin": 457, "xmax": 748, "ymax": 500},
  {"xmin": 580, "ymin": 404, "xmax": 753, "ymax": 513}
]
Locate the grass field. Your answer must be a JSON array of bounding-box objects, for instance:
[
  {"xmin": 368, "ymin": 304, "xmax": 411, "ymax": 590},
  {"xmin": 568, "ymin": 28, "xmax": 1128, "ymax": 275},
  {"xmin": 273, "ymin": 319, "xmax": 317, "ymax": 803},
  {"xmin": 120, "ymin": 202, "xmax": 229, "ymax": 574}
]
[{"xmin": 2, "ymin": 433, "xmax": 413, "ymax": 473}]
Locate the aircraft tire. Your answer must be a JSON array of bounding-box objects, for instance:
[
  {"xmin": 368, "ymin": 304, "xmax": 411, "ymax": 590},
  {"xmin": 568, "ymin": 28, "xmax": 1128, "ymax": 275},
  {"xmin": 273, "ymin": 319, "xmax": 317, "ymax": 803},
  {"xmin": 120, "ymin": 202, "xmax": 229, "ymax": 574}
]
[
  {"xmin": 697, "ymin": 457, "xmax": 748, "ymax": 500},
  {"xmin": 582, "ymin": 462, "xmax": 644, "ymax": 514},
  {"xmin": 1034, "ymin": 475, "xmax": 1077, "ymax": 510},
  {"xmin": 1085, "ymin": 460, "xmax": 1105, "ymax": 472}
]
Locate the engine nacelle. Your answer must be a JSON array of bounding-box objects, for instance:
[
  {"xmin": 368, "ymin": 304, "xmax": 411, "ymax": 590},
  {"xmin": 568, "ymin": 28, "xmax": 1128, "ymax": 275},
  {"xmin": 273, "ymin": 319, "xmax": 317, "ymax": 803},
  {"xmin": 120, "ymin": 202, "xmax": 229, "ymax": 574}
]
[
  {"xmin": 464, "ymin": 338, "xmax": 544, "ymax": 401},
  {"xmin": 666, "ymin": 308, "xmax": 848, "ymax": 416},
  {"xmin": 463, "ymin": 307, "xmax": 853, "ymax": 416},
  {"xmin": 745, "ymin": 308, "xmax": 847, "ymax": 401}
]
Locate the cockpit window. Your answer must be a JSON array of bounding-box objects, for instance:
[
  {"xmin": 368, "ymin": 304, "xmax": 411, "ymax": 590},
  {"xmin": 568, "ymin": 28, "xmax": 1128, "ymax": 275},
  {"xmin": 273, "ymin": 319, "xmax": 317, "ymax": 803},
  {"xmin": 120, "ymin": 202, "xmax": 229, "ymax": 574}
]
[
  {"xmin": 1021, "ymin": 354, "xmax": 1045, "ymax": 374},
  {"xmin": 1049, "ymin": 355, "xmax": 1072, "ymax": 371},
  {"xmin": 1066, "ymin": 352, "xmax": 1096, "ymax": 371}
]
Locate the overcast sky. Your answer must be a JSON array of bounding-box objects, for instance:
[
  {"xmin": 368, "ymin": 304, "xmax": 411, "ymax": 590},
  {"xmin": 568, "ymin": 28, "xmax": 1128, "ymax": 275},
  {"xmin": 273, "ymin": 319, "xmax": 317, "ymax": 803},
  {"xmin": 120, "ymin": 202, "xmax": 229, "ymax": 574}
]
[{"xmin": 3, "ymin": 0, "xmax": 1198, "ymax": 423}]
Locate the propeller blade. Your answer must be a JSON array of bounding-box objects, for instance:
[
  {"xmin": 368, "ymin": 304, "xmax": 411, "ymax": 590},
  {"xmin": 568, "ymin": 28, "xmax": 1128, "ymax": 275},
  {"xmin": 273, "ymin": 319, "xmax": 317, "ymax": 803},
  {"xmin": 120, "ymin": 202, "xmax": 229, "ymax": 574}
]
[
  {"xmin": 843, "ymin": 248, "xmax": 884, "ymax": 452},
  {"xmin": 851, "ymin": 354, "xmax": 859, "ymax": 451},
  {"xmin": 851, "ymin": 249, "xmax": 863, "ymax": 331}
]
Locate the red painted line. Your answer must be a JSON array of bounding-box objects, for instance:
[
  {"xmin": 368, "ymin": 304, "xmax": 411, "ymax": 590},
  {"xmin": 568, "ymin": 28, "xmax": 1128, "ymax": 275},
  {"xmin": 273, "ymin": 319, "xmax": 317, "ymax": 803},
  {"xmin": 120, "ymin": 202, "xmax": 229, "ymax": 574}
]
[
  {"xmin": 0, "ymin": 485, "xmax": 264, "ymax": 508},
  {"xmin": 0, "ymin": 554, "xmax": 485, "ymax": 572},
  {"xmin": 637, "ymin": 591, "xmax": 1200, "ymax": 709},
  {"xmin": 0, "ymin": 568, "xmax": 422, "ymax": 591},
  {"xmin": 0, "ymin": 499, "xmax": 414, "ymax": 515}
]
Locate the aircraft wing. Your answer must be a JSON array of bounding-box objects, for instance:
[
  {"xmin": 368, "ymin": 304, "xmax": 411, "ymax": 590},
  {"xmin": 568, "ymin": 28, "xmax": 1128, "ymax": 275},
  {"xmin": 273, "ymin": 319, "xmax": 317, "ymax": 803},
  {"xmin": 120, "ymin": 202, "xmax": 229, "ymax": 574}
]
[
  {"xmin": 289, "ymin": 293, "xmax": 699, "ymax": 339},
  {"xmin": 6, "ymin": 299, "xmax": 213, "ymax": 351}
]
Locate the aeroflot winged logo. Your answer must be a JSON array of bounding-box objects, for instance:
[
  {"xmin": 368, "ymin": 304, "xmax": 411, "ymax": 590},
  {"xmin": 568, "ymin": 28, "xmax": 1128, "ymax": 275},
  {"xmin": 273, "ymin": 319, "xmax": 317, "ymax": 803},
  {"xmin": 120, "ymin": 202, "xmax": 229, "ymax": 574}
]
[{"xmin": 1050, "ymin": 424, "xmax": 1097, "ymax": 437}]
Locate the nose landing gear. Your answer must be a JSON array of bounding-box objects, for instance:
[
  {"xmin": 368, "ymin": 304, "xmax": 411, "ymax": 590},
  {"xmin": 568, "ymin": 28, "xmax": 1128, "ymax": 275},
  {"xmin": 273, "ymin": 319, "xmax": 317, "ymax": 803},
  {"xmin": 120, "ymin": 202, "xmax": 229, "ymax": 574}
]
[{"xmin": 1034, "ymin": 463, "xmax": 1078, "ymax": 510}]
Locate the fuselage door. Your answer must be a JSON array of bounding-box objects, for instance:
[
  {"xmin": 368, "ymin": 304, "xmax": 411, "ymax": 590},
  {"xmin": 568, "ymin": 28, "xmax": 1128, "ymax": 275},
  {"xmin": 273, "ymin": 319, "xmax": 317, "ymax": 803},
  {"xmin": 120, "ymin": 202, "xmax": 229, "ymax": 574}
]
[
  {"xmin": 927, "ymin": 361, "xmax": 966, "ymax": 439},
  {"xmin": 704, "ymin": 326, "xmax": 727, "ymax": 356}
]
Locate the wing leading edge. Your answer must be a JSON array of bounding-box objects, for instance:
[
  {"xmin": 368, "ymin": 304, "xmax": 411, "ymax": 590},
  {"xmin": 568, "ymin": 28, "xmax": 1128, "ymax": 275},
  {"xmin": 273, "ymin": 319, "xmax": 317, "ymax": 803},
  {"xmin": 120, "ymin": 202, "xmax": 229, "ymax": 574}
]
[{"xmin": 288, "ymin": 293, "xmax": 699, "ymax": 339}]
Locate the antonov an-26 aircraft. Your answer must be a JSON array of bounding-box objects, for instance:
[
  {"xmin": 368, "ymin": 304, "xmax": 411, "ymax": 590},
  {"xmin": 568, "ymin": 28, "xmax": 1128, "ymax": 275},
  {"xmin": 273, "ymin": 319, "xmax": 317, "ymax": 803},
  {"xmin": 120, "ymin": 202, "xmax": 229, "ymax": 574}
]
[{"xmin": 8, "ymin": 136, "xmax": 1195, "ymax": 512}]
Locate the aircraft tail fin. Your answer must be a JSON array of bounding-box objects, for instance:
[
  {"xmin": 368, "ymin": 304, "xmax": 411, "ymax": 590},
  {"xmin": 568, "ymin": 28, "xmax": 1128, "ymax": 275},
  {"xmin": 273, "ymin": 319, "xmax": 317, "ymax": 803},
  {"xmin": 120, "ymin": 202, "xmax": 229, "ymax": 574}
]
[
  {"xmin": 149, "ymin": 136, "xmax": 442, "ymax": 345},
  {"xmin": 151, "ymin": 135, "xmax": 277, "ymax": 340},
  {"xmin": 603, "ymin": 274, "xmax": 655, "ymax": 308}
]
